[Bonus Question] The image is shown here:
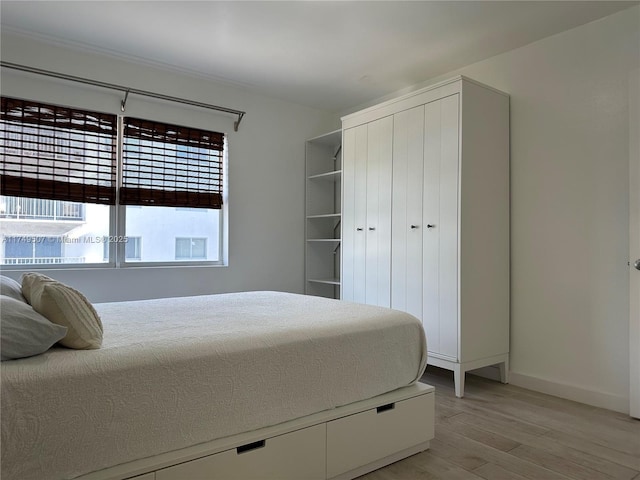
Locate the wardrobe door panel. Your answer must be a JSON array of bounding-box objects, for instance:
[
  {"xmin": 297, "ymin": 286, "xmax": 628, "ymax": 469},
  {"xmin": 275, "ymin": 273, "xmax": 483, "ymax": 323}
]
[
  {"xmin": 365, "ymin": 116, "xmax": 393, "ymax": 308},
  {"xmin": 392, "ymin": 106, "xmax": 425, "ymax": 320},
  {"xmin": 353, "ymin": 124, "xmax": 369, "ymax": 304},
  {"xmin": 423, "ymin": 95, "xmax": 460, "ymax": 359},
  {"xmin": 342, "ymin": 127, "xmax": 356, "ymax": 301}
]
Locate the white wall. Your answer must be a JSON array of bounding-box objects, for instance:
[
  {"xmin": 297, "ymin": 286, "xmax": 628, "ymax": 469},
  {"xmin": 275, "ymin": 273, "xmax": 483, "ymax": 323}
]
[
  {"xmin": 0, "ymin": 33, "xmax": 339, "ymax": 302},
  {"xmin": 351, "ymin": 6, "xmax": 637, "ymax": 413}
]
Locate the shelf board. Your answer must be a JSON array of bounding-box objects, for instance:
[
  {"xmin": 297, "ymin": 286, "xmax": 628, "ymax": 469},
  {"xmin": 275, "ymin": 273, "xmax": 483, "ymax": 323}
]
[
  {"xmin": 307, "ymin": 213, "xmax": 341, "ymax": 219},
  {"xmin": 306, "ymin": 129, "xmax": 341, "ymax": 145},
  {"xmin": 307, "ymin": 278, "xmax": 341, "ymax": 286},
  {"xmin": 308, "ymin": 170, "xmax": 341, "ymax": 181},
  {"xmin": 307, "ymin": 238, "xmax": 341, "ymax": 242}
]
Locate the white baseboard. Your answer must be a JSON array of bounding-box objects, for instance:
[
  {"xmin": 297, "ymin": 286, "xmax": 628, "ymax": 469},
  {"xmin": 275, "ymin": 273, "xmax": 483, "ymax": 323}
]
[
  {"xmin": 507, "ymin": 372, "xmax": 629, "ymax": 414},
  {"xmin": 468, "ymin": 366, "xmax": 502, "ymax": 382},
  {"xmin": 466, "ymin": 368, "xmax": 629, "ymax": 414}
]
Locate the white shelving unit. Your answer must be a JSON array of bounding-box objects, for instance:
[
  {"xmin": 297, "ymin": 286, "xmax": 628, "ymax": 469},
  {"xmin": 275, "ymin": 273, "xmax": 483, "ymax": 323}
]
[{"xmin": 305, "ymin": 130, "xmax": 342, "ymax": 299}]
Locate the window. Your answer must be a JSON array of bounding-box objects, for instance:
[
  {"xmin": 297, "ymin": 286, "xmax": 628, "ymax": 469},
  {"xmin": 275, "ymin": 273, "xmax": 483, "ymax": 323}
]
[
  {"xmin": 125, "ymin": 236, "xmax": 142, "ymax": 261},
  {"xmin": 104, "ymin": 236, "xmax": 142, "ymax": 261},
  {"xmin": 0, "ymin": 97, "xmax": 226, "ymax": 267},
  {"xmin": 0, "ymin": 98, "xmax": 115, "ymax": 266},
  {"xmin": 120, "ymin": 118, "xmax": 224, "ymax": 264},
  {"xmin": 175, "ymin": 237, "xmax": 207, "ymax": 260},
  {"xmin": 3, "ymin": 236, "xmax": 64, "ymax": 264}
]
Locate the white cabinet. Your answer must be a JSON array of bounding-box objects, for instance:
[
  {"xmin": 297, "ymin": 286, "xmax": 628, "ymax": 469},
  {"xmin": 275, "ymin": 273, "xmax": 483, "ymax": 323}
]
[
  {"xmin": 342, "ymin": 76, "xmax": 510, "ymax": 397},
  {"xmin": 342, "ymin": 116, "xmax": 393, "ymax": 307},
  {"xmin": 305, "ymin": 130, "xmax": 342, "ymax": 299}
]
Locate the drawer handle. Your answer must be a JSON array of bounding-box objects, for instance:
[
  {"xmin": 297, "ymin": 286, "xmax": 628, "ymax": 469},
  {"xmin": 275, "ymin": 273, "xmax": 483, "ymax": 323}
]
[
  {"xmin": 237, "ymin": 440, "xmax": 266, "ymax": 454},
  {"xmin": 376, "ymin": 403, "xmax": 395, "ymax": 414}
]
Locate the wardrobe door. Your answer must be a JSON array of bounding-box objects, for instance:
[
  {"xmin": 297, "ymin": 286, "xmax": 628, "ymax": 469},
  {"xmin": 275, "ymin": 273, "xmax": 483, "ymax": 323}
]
[
  {"xmin": 342, "ymin": 124, "xmax": 368, "ymax": 302},
  {"xmin": 423, "ymin": 94, "xmax": 460, "ymax": 359},
  {"xmin": 392, "ymin": 106, "xmax": 425, "ymax": 320},
  {"xmin": 365, "ymin": 116, "xmax": 393, "ymax": 307}
]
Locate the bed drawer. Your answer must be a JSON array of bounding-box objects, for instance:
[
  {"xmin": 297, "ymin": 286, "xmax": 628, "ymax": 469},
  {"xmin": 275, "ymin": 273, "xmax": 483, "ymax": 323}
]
[
  {"xmin": 155, "ymin": 424, "xmax": 326, "ymax": 480},
  {"xmin": 326, "ymin": 392, "xmax": 434, "ymax": 478}
]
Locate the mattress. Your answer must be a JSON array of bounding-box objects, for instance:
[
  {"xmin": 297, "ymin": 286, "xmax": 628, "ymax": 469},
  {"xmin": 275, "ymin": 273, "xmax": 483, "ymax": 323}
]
[{"xmin": 1, "ymin": 291, "xmax": 427, "ymax": 480}]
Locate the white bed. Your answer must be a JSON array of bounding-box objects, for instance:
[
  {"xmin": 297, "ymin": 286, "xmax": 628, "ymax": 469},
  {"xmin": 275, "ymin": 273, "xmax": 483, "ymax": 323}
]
[{"xmin": 1, "ymin": 291, "xmax": 434, "ymax": 480}]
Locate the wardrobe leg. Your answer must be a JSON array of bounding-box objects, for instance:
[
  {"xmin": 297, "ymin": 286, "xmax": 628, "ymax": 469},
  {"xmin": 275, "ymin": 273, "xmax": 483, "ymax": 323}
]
[
  {"xmin": 454, "ymin": 365, "xmax": 465, "ymax": 398},
  {"xmin": 498, "ymin": 358, "xmax": 509, "ymax": 384}
]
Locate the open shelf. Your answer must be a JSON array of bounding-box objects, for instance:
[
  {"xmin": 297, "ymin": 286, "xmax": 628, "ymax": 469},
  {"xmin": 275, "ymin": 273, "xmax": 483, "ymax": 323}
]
[
  {"xmin": 307, "ymin": 278, "xmax": 341, "ymax": 286},
  {"xmin": 307, "ymin": 213, "xmax": 341, "ymax": 220},
  {"xmin": 305, "ymin": 129, "xmax": 342, "ymax": 300},
  {"xmin": 308, "ymin": 170, "xmax": 342, "ymax": 182}
]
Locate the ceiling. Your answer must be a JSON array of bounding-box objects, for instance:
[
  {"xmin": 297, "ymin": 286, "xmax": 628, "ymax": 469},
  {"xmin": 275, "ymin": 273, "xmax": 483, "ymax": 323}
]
[{"xmin": 1, "ymin": 1, "xmax": 637, "ymax": 112}]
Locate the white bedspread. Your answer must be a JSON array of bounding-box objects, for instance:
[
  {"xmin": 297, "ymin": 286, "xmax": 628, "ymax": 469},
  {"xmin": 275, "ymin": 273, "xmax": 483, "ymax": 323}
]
[{"xmin": 1, "ymin": 291, "xmax": 427, "ymax": 480}]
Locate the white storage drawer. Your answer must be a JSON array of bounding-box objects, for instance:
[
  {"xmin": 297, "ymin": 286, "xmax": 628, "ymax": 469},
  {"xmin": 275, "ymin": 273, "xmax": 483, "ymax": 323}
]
[
  {"xmin": 156, "ymin": 424, "xmax": 326, "ymax": 480},
  {"xmin": 326, "ymin": 392, "xmax": 434, "ymax": 478}
]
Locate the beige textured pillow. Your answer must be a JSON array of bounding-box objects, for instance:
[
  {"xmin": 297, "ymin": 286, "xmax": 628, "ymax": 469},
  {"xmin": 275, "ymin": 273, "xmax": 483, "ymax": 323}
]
[
  {"xmin": 21, "ymin": 272, "xmax": 55, "ymax": 304},
  {"xmin": 31, "ymin": 281, "xmax": 103, "ymax": 350}
]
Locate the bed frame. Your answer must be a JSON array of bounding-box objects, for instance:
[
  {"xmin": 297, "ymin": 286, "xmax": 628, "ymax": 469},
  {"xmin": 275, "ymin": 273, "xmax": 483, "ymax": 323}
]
[{"xmin": 78, "ymin": 382, "xmax": 435, "ymax": 480}]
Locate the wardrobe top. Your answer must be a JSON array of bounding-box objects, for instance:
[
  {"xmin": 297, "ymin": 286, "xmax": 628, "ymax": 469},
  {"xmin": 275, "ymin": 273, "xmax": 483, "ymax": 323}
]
[{"xmin": 341, "ymin": 75, "xmax": 509, "ymax": 128}]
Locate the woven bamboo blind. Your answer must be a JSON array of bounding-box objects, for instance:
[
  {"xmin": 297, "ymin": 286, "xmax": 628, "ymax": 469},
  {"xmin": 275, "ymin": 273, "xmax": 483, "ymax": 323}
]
[
  {"xmin": 0, "ymin": 97, "xmax": 118, "ymax": 205},
  {"xmin": 121, "ymin": 117, "xmax": 224, "ymax": 209}
]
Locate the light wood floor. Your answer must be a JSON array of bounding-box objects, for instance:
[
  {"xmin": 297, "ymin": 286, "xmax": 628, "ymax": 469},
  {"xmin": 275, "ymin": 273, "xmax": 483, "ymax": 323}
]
[{"xmin": 359, "ymin": 367, "xmax": 640, "ymax": 480}]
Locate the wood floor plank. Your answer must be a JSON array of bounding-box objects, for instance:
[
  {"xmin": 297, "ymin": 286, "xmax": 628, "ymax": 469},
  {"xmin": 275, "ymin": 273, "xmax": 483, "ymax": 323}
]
[
  {"xmin": 542, "ymin": 430, "xmax": 640, "ymax": 472},
  {"xmin": 428, "ymin": 436, "xmax": 490, "ymax": 471},
  {"xmin": 414, "ymin": 451, "xmax": 486, "ymax": 479},
  {"xmin": 436, "ymin": 402, "xmax": 465, "ymax": 420},
  {"xmin": 357, "ymin": 457, "xmax": 434, "ymax": 480},
  {"xmin": 508, "ymin": 444, "xmax": 617, "ymax": 480},
  {"xmin": 436, "ymin": 393, "xmax": 552, "ymax": 437},
  {"xmin": 437, "ymin": 415, "xmax": 521, "ymax": 452},
  {"xmin": 472, "ymin": 463, "xmax": 530, "ymax": 480},
  {"xmin": 431, "ymin": 429, "xmax": 573, "ymax": 480}
]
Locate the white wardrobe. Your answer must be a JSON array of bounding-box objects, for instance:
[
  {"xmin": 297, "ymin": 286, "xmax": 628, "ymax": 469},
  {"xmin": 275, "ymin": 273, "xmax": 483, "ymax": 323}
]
[{"xmin": 341, "ymin": 76, "xmax": 510, "ymax": 397}]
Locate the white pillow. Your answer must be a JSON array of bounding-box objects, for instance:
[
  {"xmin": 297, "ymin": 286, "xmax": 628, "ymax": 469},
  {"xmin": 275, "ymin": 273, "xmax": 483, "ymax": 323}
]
[
  {"xmin": 1, "ymin": 275, "xmax": 26, "ymax": 303},
  {"xmin": 0, "ymin": 295, "xmax": 68, "ymax": 361},
  {"xmin": 29, "ymin": 277, "xmax": 103, "ymax": 350}
]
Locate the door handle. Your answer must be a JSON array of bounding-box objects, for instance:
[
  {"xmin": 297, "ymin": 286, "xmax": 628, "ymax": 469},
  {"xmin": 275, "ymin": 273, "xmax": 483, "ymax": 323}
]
[
  {"xmin": 410, "ymin": 225, "xmax": 419, "ymax": 229},
  {"xmin": 356, "ymin": 227, "xmax": 363, "ymax": 231},
  {"xmin": 369, "ymin": 227, "xmax": 376, "ymax": 231},
  {"xmin": 427, "ymin": 224, "xmax": 435, "ymax": 229},
  {"xmin": 635, "ymin": 259, "xmax": 640, "ymax": 271}
]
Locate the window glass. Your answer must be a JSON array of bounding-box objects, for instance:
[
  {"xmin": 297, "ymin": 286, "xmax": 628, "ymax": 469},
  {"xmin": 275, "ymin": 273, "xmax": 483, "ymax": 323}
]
[
  {"xmin": 0, "ymin": 196, "xmax": 110, "ymax": 265},
  {"xmin": 125, "ymin": 206, "xmax": 219, "ymax": 263},
  {"xmin": 175, "ymin": 237, "xmax": 208, "ymax": 260},
  {"xmin": 125, "ymin": 236, "xmax": 142, "ymax": 261}
]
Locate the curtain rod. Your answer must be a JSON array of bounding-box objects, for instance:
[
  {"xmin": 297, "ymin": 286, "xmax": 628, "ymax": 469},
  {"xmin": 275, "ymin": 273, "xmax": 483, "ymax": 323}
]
[{"xmin": 0, "ymin": 61, "xmax": 246, "ymax": 132}]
